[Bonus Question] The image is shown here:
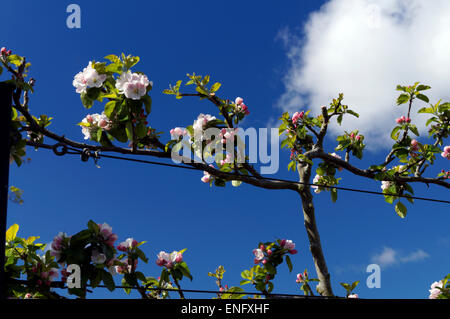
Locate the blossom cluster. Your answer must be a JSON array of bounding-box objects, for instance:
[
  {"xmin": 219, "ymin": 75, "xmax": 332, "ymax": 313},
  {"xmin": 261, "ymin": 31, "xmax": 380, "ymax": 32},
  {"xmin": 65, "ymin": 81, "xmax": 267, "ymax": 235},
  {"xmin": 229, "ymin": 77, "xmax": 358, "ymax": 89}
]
[
  {"xmin": 253, "ymin": 239, "xmax": 297, "ymax": 265},
  {"xmin": 1, "ymin": 47, "xmax": 12, "ymax": 57},
  {"xmin": 170, "ymin": 127, "xmax": 188, "ymax": 140},
  {"xmin": 201, "ymin": 164, "xmax": 215, "ymax": 183},
  {"xmin": 98, "ymin": 222, "xmax": 118, "ymax": 247},
  {"xmin": 73, "ymin": 62, "xmax": 107, "ymax": 94},
  {"xmin": 193, "ymin": 113, "xmax": 217, "ymax": 133},
  {"xmin": 429, "ymin": 280, "xmax": 443, "ymax": 299},
  {"xmin": 234, "ymin": 97, "xmax": 249, "ymax": 116},
  {"xmin": 219, "ymin": 128, "xmax": 238, "ymax": 144},
  {"xmin": 395, "ymin": 116, "xmax": 411, "ymax": 124},
  {"xmin": 50, "ymin": 232, "xmax": 69, "ymax": 262},
  {"xmin": 291, "ymin": 111, "xmax": 304, "ymax": 126},
  {"xmin": 30, "ymin": 263, "xmax": 59, "ymax": 287},
  {"xmin": 115, "ymin": 71, "xmax": 151, "ymax": 100},
  {"xmin": 156, "ymin": 250, "xmax": 183, "ymax": 268},
  {"xmin": 117, "ymin": 238, "xmax": 138, "ymax": 252},
  {"xmin": 80, "ymin": 112, "xmax": 112, "ymax": 140},
  {"xmin": 441, "ymin": 146, "xmax": 450, "ymax": 159}
]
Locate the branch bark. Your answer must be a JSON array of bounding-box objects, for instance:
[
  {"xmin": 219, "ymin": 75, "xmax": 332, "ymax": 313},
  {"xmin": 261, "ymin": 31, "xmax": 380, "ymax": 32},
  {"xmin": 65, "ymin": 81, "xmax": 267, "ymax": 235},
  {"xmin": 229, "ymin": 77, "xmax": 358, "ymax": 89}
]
[{"xmin": 297, "ymin": 161, "xmax": 333, "ymax": 296}]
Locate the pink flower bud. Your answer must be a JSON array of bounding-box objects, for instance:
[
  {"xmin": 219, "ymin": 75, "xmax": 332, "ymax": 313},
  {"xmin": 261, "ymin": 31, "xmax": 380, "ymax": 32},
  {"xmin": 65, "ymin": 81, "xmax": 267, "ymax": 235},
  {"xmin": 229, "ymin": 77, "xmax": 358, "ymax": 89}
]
[
  {"xmin": 280, "ymin": 239, "xmax": 286, "ymax": 247},
  {"xmin": 289, "ymin": 249, "xmax": 298, "ymax": 255},
  {"xmin": 266, "ymin": 249, "xmax": 272, "ymax": 256},
  {"xmin": 262, "ymin": 259, "xmax": 268, "ymax": 265},
  {"xmin": 259, "ymin": 244, "xmax": 265, "ymax": 251}
]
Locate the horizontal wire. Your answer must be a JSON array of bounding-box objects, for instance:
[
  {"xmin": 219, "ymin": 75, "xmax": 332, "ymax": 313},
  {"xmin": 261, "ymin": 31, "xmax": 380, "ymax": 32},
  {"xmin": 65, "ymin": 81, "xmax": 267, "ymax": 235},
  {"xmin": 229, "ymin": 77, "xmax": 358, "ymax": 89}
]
[
  {"xmin": 26, "ymin": 142, "xmax": 450, "ymax": 204},
  {"xmin": 9, "ymin": 279, "xmax": 330, "ymax": 299}
]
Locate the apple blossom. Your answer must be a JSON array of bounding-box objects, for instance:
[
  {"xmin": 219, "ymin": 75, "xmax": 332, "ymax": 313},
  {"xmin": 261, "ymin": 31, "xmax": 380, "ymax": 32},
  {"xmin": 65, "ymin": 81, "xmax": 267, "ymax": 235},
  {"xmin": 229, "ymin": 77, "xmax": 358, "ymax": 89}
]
[
  {"xmin": 97, "ymin": 222, "xmax": 117, "ymax": 247},
  {"xmin": 381, "ymin": 181, "xmax": 392, "ymax": 191},
  {"xmin": 80, "ymin": 112, "xmax": 112, "ymax": 140},
  {"xmin": 201, "ymin": 164, "xmax": 215, "ymax": 183},
  {"xmin": 117, "ymin": 238, "xmax": 139, "ymax": 252},
  {"xmin": 410, "ymin": 139, "xmax": 419, "ymax": 151},
  {"xmin": 429, "ymin": 281, "xmax": 443, "ymax": 299},
  {"xmin": 73, "ymin": 61, "xmax": 107, "ymax": 94},
  {"xmin": 115, "ymin": 258, "xmax": 138, "ymax": 274},
  {"xmin": 170, "ymin": 127, "xmax": 188, "ymax": 140},
  {"xmin": 234, "ymin": 97, "xmax": 250, "ymax": 115},
  {"xmin": 395, "ymin": 116, "xmax": 411, "ymax": 125},
  {"xmin": 115, "ymin": 71, "xmax": 152, "ymax": 100},
  {"xmin": 296, "ymin": 273, "xmax": 304, "ymax": 283},
  {"xmin": 219, "ymin": 153, "xmax": 233, "ymax": 166},
  {"xmin": 311, "ymin": 174, "xmax": 322, "ymax": 194},
  {"xmin": 253, "ymin": 248, "xmax": 265, "ymax": 264},
  {"xmin": 348, "ymin": 294, "xmax": 359, "ymax": 298},
  {"xmin": 156, "ymin": 250, "xmax": 183, "ymax": 268},
  {"xmin": 50, "ymin": 232, "xmax": 68, "ymax": 261},
  {"xmin": 291, "ymin": 111, "xmax": 304, "ymax": 125},
  {"xmin": 193, "ymin": 113, "xmax": 217, "ymax": 133},
  {"xmin": 91, "ymin": 250, "xmax": 107, "ymax": 265},
  {"xmin": 441, "ymin": 146, "xmax": 450, "ymax": 159}
]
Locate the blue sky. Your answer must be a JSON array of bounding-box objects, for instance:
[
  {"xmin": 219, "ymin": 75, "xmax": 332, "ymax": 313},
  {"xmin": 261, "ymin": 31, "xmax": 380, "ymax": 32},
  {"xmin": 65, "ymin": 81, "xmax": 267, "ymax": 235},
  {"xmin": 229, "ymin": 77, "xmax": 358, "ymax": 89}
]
[{"xmin": 2, "ymin": 0, "xmax": 449, "ymax": 299}]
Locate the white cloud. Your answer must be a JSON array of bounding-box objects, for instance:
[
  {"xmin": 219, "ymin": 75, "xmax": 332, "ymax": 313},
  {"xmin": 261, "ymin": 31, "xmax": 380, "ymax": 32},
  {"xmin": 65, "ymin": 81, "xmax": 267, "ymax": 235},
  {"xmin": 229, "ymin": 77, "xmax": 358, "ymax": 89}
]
[
  {"xmin": 279, "ymin": 0, "xmax": 450, "ymax": 148},
  {"xmin": 371, "ymin": 246, "xmax": 429, "ymax": 268}
]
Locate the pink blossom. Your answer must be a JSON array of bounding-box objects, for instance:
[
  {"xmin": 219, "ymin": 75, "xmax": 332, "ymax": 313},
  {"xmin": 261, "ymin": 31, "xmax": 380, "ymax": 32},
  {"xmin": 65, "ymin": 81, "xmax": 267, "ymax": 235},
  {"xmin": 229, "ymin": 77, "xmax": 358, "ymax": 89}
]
[
  {"xmin": 170, "ymin": 127, "xmax": 188, "ymax": 139},
  {"xmin": 410, "ymin": 139, "xmax": 419, "ymax": 152},
  {"xmin": 156, "ymin": 251, "xmax": 183, "ymax": 268},
  {"xmin": 253, "ymin": 248, "xmax": 264, "ymax": 263},
  {"xmin": 429, "ymin": 281, "xmax": 443, "ymax": 299},
  {"xmin": 201, "ymin": 164, "xmax": 214, "ymax": 183},
  {"xmin": 441, "ymin": 146, "xmax": 450, "ymax": 159},
  {"xmin": 296, "ymin": 273, "xmax": 304, "ymax": 283},
  {"xmin": 292, "ymin": 111, "xmax": 305, "ymax": 125},
  {"xmin": 117, "ymin": 238, "xmax": 138, "ymax": 251},
  {"xmin": 396, "ymin": 116, "xmax": 411, "ymax": 124},
  {"xmin": 234, "ymin": 97, "xmax": 250, "ymax": 115},
  {"xmin": 348, "ymin": 294, "xmax": 359, "ymax": 298},
  {"xmin": 115, "ymin": 71, "xmax": 151, "ymax": 100},
  {"xmin": 282, "ymin": 239, "xmax": 295, "ymax": 251}
]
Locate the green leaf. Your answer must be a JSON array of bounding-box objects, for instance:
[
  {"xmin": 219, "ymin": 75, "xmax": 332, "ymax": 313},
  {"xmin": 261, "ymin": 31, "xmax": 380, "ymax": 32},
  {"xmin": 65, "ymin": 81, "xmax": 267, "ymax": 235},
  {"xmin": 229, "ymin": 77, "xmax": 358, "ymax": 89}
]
[
  {"xmin": 397, "ymin": 93, "xmax": 410, "ymax": 105},
  {"xmin": 390, "ymin": 126, "xmax": 401, "ymax": 140},
  {"xmin": 285, "ymin": 255, "xmax": 293, "ymax": 272},
  {"xmin": 416, "ymin": 84, "xmax": 431, "ymax": 91},
  {"xmin": 87, "ymin": 220, "xmax": 99, "ymax": 234},
  {"xmin": 125, "ymin": 122, "xmax": 133, "ymax": 141},
  {"xmin": 142, "ymin": 95, "xmax": 152, "ymax": 114},
  {"xmin": 104, "ymin": 101, "xmax": 117, "ymax": 118},
  {"xmin": 395, "ymin": 201, "xmax": 407, "ymax": 218},
  {"xmin": 409, "ymin": 125, "xmax": 419, "ymax": 137},
  {"xmin": 211, "ymin": 82, "xmax": 221, "ymax": 92},
  {"xmin": 330, "ymin": 188, "xmax": 338, "ymax": 203},
  {"xmin": 178, "ymin": 262, "xmax": 193, "ymax": 281},
  {"xmin": 416, "ymin": 94, "xmax": 429, "ymax": 103},
  {"xmin": 80, "ymin": 93, "xmax": 94, "ymax": 109},
  {"xmin": 6, "ymin": 224, "xmax": 19, "ymax": 242},
  {"xmin": 135, "ymin": 247, "xmax": 148, "ymax": 263},
  {"xmin": 7, "ymin": 54, "xmax": 23, "ymax": 66},
  {"xmin": 346, "ymin": 110, "xmax": 359, "ymax": 118}
]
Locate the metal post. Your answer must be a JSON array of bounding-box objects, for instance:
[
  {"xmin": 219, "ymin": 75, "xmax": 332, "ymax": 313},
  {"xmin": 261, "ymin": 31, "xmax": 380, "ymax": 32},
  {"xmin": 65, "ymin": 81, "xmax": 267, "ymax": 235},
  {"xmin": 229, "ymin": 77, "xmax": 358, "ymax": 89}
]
[{"xmin": 0, "ymin": 82, "xmax": 14, "ymax": 300}]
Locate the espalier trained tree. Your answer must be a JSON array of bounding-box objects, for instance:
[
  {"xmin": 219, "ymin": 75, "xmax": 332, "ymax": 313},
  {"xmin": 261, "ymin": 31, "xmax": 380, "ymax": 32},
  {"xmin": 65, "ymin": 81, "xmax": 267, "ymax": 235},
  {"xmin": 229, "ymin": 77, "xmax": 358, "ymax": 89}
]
[{"xmin": 1, "ymin": 47, "xmax": 449, "ymax": 298}]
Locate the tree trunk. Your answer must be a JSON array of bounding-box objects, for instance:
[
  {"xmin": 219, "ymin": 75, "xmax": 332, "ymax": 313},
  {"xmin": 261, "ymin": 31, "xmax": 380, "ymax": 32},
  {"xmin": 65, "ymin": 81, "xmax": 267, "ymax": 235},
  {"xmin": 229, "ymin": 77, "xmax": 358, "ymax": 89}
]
[{"xmin": 297, "ymin": 162, "xmax": 334, "ymax": 296}]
